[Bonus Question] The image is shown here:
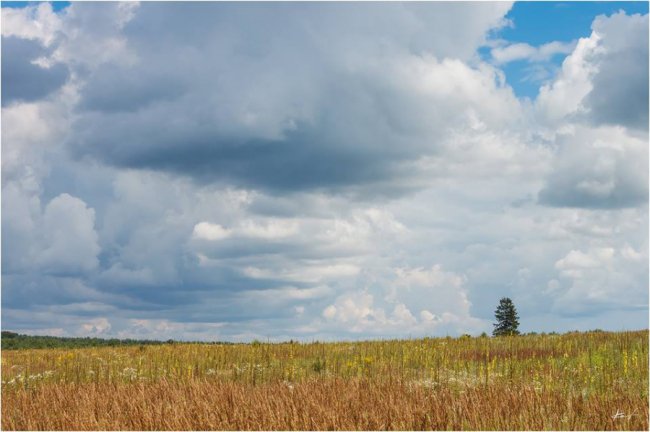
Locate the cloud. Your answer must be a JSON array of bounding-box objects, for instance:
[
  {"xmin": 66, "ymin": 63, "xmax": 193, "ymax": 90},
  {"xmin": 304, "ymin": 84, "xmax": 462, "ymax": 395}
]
[
  {"xmin": 1, "ymin": 2, "xmax": 62, "ymax": 45},
  {"xmin": 193, "ymin": 219, "xmax": 300, "ymax": 242},
  {"xmin": 192, "ymin": 222, "xmax": 231, "ymax": 241},
  {"xmin": 491, "ymin": 40, "xmax": 576, "ymax": 64},
  {"xmin": 538, "ymin": 125, "xmax": 648, "ymax": 209},
  {"xmin": 537, "ymin": 11, "xmax": 648, "ymax": 129},
  {"xmin": 39, "ymin": 193, "xmax": 100, "ymax": 274},
  {"xmin": 55, "ymin": 2, "xmax": 519, "ymax": 194},
  {"xmin": 535, "ymin": 12, "xmax": 648, "ymax": 211},
  {"xmin": 69, "ymin": 58, "xmax": 520, "ymax": 195},
  {"xmin": 535, "ymin": 34, "xmax": 600, "ymax": 123},
  {"xmin": 80, "ymin": 317, "xmax": 111, "ymax": 335},
  {"xmin": 551, "ymin": 245, "xmax": 648, "ymax": 315},
  {"xmin": 586, "ymin": 12, "xmax": 649, "ymax": 130},
  {"xmin": 1, "ymin": 36, "xmax": 69, "ymax": 106},
  {"xmin": 318, "ymin": 265, "xmax": 486, "ymax": 336},
  {"xmin": 2, "ymin": 190, "xmax": 100, "ymax": 276},
  {"xmin": 389, "ymin": 266, "xmax": 470, "ymax": 313},
  {"xmin": 555, "ymin": 248, "xmax": 615, "ymax": 276}
]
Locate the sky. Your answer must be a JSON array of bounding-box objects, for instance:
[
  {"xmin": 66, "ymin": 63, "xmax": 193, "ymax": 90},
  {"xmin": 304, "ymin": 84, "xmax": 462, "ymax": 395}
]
[{"xmin": 1, "ymin": 1, "xmax": 648, "ymax": 342}]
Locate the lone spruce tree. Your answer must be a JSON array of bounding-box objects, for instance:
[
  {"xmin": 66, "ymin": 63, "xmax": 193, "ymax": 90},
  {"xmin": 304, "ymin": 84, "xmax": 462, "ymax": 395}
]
[{"xmin": 493, "ymin": 297, "xmax": 520, "ymax": 336}]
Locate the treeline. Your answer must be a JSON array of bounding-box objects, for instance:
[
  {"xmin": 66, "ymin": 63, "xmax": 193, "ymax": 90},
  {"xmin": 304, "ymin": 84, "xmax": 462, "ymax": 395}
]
[
  {"xmin": 1, "ymin": 331, "xmax": 234, "ymax": 350},
  {"xmin": 2, "ymin": 329, "xmax": 615, "ymax": 350},
  {"xmin": 1, "ymin": 331, "xmax": 168, "ymax": 350}
]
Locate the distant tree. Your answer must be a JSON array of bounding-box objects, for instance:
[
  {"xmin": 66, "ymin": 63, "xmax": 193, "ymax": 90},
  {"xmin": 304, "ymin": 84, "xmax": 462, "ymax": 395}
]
[{"xmin": 493, "ymin": 297, "xmax": 520, "ymax": 336}]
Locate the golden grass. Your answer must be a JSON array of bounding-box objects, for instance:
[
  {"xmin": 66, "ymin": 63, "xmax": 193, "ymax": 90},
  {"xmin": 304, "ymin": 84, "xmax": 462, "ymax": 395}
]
[{"xmin": 2, "ymin": 330, "xmax": 648, "ymax": 430}]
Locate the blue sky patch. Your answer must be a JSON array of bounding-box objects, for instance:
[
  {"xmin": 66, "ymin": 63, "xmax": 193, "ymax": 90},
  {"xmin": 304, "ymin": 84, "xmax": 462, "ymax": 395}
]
[
  {"xmin": 1, "ymin": 1, "xmax": 69, "ymax": 12},
  {"xmin": 491, "ymin": 1, "xmax": 649, "ymax": 99}
]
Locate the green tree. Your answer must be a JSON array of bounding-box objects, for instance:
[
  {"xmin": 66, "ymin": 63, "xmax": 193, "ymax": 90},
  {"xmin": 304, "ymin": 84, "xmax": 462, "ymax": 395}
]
[{"xmin": 493, "ymin": 297, "xmax": 520, "ymax": 336}]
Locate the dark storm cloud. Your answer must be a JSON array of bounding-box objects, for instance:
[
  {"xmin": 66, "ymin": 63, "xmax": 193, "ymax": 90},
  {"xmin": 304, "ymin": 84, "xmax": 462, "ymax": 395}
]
[
  {"xmin": 1, "ymin": 274, "xmax": 112, "ymax": 310},
  {"xmin": 78, "ymin": 65, "xmax": 186, "ymax": 113},
  {"xmin": 538, "ymin": 182, "xmax": 648, "ymax": 209},
  {"xmin": 66, "ymin": 2, "xmax": 516, "ymax": 194},
  {"xmin": 587, "ymin": 50, "xmax": 649, "ymax": 130},
  {"xmin": 70, "ymin": 68, "xmax": 434, "ymax": 194},
  {"xmin": 585, "ymin": 12, "xmax": 649, "ymax": 130},
  {"xmin": 1, "ymin": 36, "xmax": 68, "ymax": 106},
  {"xmin": 71, "ymin": 121, "xmax": 406, "ymax": 194}
]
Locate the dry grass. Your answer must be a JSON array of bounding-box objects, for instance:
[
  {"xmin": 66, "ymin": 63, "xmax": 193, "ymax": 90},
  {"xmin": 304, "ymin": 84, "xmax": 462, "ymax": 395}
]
[{"xmin": 2, "ymin": 330, "xmax": 647, "ymax": 430}]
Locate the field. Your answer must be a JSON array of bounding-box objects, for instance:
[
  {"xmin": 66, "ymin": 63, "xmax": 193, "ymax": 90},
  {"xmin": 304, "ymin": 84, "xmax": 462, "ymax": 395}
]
[{"xmin": 2, "ymin": 330, "xmax": 648, "ymax": 430}]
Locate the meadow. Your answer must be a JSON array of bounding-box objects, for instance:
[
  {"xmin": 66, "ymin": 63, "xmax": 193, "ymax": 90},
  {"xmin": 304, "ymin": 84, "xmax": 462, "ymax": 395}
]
[{"xmin": 1, "ymin": 330, "xmax": 647, "ymax": 430}]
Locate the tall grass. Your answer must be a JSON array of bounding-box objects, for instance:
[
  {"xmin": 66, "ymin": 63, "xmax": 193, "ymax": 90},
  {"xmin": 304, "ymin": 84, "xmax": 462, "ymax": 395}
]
[{"xmin": 2, "ymin": 330, "xmax": 647, "ymax": 430}]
